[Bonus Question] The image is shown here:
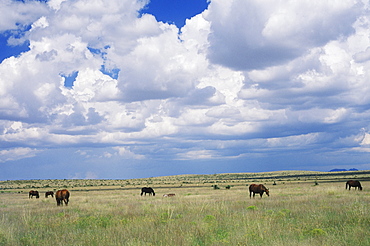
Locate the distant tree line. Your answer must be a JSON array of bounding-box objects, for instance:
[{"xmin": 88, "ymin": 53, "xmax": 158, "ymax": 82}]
[{"xmin": 329, "ymin": 168, "xmax": 358, "ymax": 172}]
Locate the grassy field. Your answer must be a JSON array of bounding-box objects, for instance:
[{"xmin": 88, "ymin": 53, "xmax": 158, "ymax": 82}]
[{"xmin": 0, "ymin": 171, "xmax": 369, "ymax": 245}]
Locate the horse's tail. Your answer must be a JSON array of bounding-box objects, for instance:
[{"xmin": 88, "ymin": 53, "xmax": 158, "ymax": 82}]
[{"xmin": 345, "ymin": 182, "xmax": 348, "ymax": 190}]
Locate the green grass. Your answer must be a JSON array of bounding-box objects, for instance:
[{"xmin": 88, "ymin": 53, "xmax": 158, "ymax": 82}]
[{"xmin": 0, "ymin": 178, "xmax": 369, "ymax": 246}]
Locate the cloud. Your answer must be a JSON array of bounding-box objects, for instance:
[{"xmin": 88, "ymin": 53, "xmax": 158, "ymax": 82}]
[
  {"xmin": 1, "ymin": 0, "xmax": 370, "ymax": 178},
  {"xmin": 177, "ymin": 149, "xmax": 217, "ymax": 160},
  {"xmin": 70, "ymin": 171, "xmax": 98, "ymax": 179},
  {"xmin": 113, "ymin": 146, "xmax": 145, "ymax": 159},
  {"xmin": 0, "ymin": 147, "xmax": 41, "ymax": 162},
  {"xmin": 206, "ymin": 0, "xmax": 363, "ymax": 70},
  {"xmin": 353, "ymin": 46, "xmax": 370, "ymax": 63},
  {"xmin": 0, "ymin": 1, "xmax": 49, "ymax": 32}
]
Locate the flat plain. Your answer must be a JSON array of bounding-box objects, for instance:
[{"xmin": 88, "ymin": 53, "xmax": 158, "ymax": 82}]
[{"xmin": 0, "ymin": 170, "xmax": 369, "ymax": 246}]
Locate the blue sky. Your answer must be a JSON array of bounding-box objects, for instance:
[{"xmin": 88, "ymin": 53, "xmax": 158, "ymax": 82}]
[
  {"xmin": 1, "ymin": 0, "xmax": 370, "ymax": 180},
  {"xmin": 141, "ymin": 0, "xmax": 209, "ymax": 28}
]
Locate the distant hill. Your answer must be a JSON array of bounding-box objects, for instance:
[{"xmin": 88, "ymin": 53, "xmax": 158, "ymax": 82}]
[{"xmin": 330, "ymin": 168, "xmax": 358, "ymax": 172}]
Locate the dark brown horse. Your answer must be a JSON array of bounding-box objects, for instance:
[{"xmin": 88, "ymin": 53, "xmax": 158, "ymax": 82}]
[
  {"xmin": 45, "ymin": 191, "xmax": 54, "ymax": 198},
  {"xmin": 249, "ymin": 184, "xmax": 269, "ymax": 198},
  {"xmin": 141, "ymin": 187, "xmax": 155, "ymax": 196},
  {"xmin": 55, "ymin": 189, "xmax": 70, "ymax": 206},
  {"xmin": 346, "ymin": 180, "xmax": 362, "ymax": 190},
  {"xmin": 29, "ymin": 190, "xmax": 39, "ymax": 199}
]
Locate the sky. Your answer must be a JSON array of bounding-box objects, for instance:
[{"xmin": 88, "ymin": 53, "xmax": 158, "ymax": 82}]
[{"xmin": 1, "ymin": 0, "xmax": 370, "ymax": 180}]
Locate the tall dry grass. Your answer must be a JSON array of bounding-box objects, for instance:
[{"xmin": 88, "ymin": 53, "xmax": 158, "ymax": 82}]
[{"xmin": 0, "ymin": 181, "xmax": 369, "ymax": 245}]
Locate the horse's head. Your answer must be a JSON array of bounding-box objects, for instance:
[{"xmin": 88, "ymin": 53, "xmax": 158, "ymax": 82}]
[{"xmin": 265, "ymin": 188, "xmax": 270, "ymax": 196}]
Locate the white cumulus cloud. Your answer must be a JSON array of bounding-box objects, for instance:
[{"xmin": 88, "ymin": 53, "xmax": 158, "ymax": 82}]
[{"xmin": 1, "ymin": 0, "xmax": 370, "ymax": 179}]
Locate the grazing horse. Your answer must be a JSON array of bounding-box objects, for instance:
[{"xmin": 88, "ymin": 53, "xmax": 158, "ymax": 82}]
[
  {"xmin": 55, "ymin": 189, "xmax": 70, "ymax": 206},
  {"xmin": 163, "ymin": 193, "xmax": 176, "ymax": 197},
  {"xmin": 141, "ymin": 187, "xmax": 155, "ymax": 196},
  {"xmin": 29, "ymin": 190, "xmax": 39, "ymax": 199},
  {"xmin": 249, "ymin": 184, "xmax": 269, "ymax": 198},
  {"xmin": 45, "ymin": 191, "xmax": 54, "ymax": 198},
  {"xmin": 346, "ymin": 180, "xmax": 362, "ymax": 190}
]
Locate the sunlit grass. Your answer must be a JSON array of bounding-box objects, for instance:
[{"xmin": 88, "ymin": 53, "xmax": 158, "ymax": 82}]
[{"xmin": 0, "ymin": 176, "xmax": 369, "ymax": 245}]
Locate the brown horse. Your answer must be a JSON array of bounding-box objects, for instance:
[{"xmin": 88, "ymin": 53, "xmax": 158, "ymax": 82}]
[
  {"xmin": 346, "ymin": 180, "xmax": 362, "ymax": 190},
  {"xmin": 45, "ymin": 191, "xmax": 54, "ymax": 198},
  {"xmin": 249, "ymin": 184, "xmax": 269, "ymax": 198},
  {"xmin": 29, "ymin": 190, "xmax": 39, "ymax": 199},
  {"xmin": 55, "ymin": 189, "xmax": 70, "ymax": 206}
]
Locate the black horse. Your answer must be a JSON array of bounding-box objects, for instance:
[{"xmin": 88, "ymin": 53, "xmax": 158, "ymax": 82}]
[
  {"xmin": 249, "ymin": 184, "xmax": 269, "ymax": 198},
  {"xmin": 29, "ymin": 190, "xmax": 39, "ymax": 199},
  {"xmin": 141, "ymin": 187, "xmax": 155, "ymax": 196},
  {"xmin": 45, "ymin": 191, "xmax": 54, "ymax": 198},
  {"xmin": 346, "ymin": 180, "xmax": 362, "ymax": 190}
]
